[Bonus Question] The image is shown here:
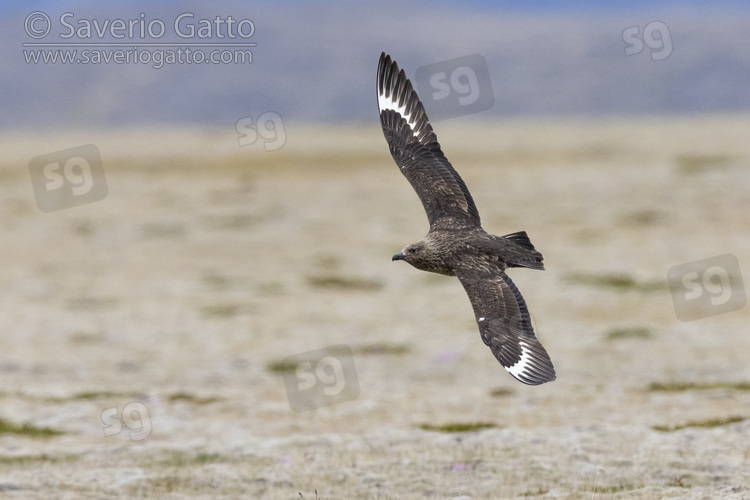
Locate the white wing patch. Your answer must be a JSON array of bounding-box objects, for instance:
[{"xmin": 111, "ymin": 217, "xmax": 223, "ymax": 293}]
[
  {"xmin": 377, "ymin": 91, "xmax": 419, "ymax": 137},
  {"xmin": 504, "ymin": 341, "xmax": 537, "ymax": 381}
]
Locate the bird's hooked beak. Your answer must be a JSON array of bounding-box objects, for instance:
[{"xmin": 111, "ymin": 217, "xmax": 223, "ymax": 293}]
[{"xmin": 392, "ymin": 252, "xmax": 405, "ymax": 261}]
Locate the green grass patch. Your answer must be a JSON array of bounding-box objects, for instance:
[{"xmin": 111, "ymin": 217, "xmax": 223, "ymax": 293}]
[
  {"xmin": 200, "ymin": 303, "xmax": 244, "ymax": 318},
  {"xmin": 605, "ymin": 326, "xmax": 654, "ymax": 340},
  {"xmin": 138, "ymin": 222, "xmax": 186, "ymax": 239},
  {"xmin": 419, "ymin": 422, "xmax": 498, "ymax": 433},
  {"xmin": 666, "ymin": 475, "xmax": 692, "ymax": 488},
  {"xmin": 203, "ymin": 214, "xmax": 259, "ymax": 230},
  {"xmin": 268, "ymin": 345, "xmax": 357, "ymax": 374},
  {"xmin": 312, "ymin": 254, "xmax": 340, "ymax": 270},
  {"xmin": 519, "ymin": 487, "xmax": 549, "ymax": 497},
  {"xmin": 653, "ymin": 415, "xmax": 745, "ymax": 432},
  {"xmin": 68, "ymin": 390, "xmax": 131, "ymax": 400},
  {"xmin": 68, "ymin": 331, "xmax": 106, "ymax": 344},
  {"xmin": 0, "ymin": 453, "xmax": 79, "ymax": 465},
  {"xmin": 150, "ymin": 451, "xmax": 232, "ymax": 468},
  {"xmin": 42, "ymin": 390, "xmax": 140, "ymax": 403},
  {"xmin": 167, "ymin": 392, "xmax": 222, "ymax": 405},
  {"xmin": 353, "ymin": 343, "xmax": 410, "ymax": 356},
  {"xmin": 37, "ymin": 390, "xmax": 220, "ymax": 405},
  {"xmin": 619, "ymin": 209, "xmax": 665, "ymax": 227},
  {"xmin": 584, "ymin": 483, "xmax": 640, "ymax": 494},
  {"xmin": 306, "ymin": 274, "xmax": 383, "ymax": 291},
  {"xmin": 194, "ymin": 453, "xmax": 223, "ymax": 465},
  {"xmin": 256, "ymin": 281, "xmax": 286, "ymax": 295},
  {"xmin": 648, "ymin": 381, "xmax": 750, "ymax": 392},
  {"xmin": 0, "ymin": 418, "xmax": 64, "ymax": 438},
  {"xmin": 66, "ymin": 297, "xmax": 118, "ymax": 311},
  {"xmin": 489, "ymin": 387, "xmax": 515, "ymax": 397},
  {"xmin": 267, "ymin": 359, "xmax": 300, "ymax": 373},
  {"xmin": 141, "ymin": 475, "xmax": 184, "ymax": 493},
  {"xmin": 565, "ymin": 272, "xmax": 662, "ymax": 292},
  {"xmin": 201, "ymin": 274, "xmax": 232, "ymax": 289},
  {"xmin": 675, "ymin": 153, "xmax": 738, "ymax": 174}
]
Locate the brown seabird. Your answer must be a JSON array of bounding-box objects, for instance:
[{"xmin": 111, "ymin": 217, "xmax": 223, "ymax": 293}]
[{"xmin": 377, "ymin": 52, "xmax": 556, "ymax": 385}]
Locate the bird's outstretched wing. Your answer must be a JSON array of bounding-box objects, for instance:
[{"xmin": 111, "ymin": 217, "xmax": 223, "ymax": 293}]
[
  {"xmin": 377, "ymin": 52, "xmax": 481, "ymax": 229},
  {"xmin": 456, "ymin": 268, "xmax": 556, "ymax": 385}
]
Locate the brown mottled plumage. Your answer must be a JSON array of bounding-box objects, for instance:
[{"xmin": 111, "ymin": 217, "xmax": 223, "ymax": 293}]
[{"xmin": 378, "ymin": 52, "xmax": 555, "ymax": 385}]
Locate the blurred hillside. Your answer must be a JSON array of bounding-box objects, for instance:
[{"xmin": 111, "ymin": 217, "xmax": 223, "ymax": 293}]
[{"xmin": 2, "ymin": 1, "xmax": 750, "ymax": 132}]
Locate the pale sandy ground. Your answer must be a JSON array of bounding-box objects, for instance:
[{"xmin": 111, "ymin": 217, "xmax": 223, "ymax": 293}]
[{"xmin": 0, "ymin": 116, "xmax": 749, "ymax": 499}]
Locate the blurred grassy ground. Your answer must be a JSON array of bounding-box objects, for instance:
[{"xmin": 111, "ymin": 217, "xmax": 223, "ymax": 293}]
[{"xmin": 0, "ymin": 116, "xmax": 749, "ymax": 498}]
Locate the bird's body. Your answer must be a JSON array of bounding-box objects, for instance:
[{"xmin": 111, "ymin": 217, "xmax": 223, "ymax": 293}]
[
  {"xmin": 396, "ymin": 228, "xmax": 543, "ymax": 277},
  {"xmin": 378, "ymin": 52, "xmax": 556, "ymax": 385}
]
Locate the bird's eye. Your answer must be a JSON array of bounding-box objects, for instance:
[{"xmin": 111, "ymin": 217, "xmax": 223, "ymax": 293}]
[{"xmin": 409, "ymin": 248, "xmax": 417, "ymax": 253}]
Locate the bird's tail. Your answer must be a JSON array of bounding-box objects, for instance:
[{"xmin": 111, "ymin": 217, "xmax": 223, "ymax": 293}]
[{"xmin": 500, "ymin": 231, "xmax": 545, "ymax": 270}]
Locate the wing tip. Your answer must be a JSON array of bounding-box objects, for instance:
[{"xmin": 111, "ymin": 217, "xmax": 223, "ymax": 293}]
[
  {"xmin": 376, "ymin": 51, "xmax": 480, "ymax": 226},
  {"xmin": 376, "ymin": 51, "xmax": 434, "ymax": 142},
  {"xmin": 510, "ymin": 368, "xmax": 556, "ymax": 386},
  {"xmin": 376, "ymin": 52, "xmax": 399, "ymax": 110},
  {"xmin": 504, "ymin": 339, "xmax": 556, "ymax": 386}
]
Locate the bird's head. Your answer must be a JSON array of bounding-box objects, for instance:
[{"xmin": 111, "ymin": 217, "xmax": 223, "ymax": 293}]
[
  {"xmin": 392, "ymin": 239, "xmax": 451, "ymax": 275},
  {"xmin": 392, "ymin": 241, "xmax": 425, "ymax": 266}
]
